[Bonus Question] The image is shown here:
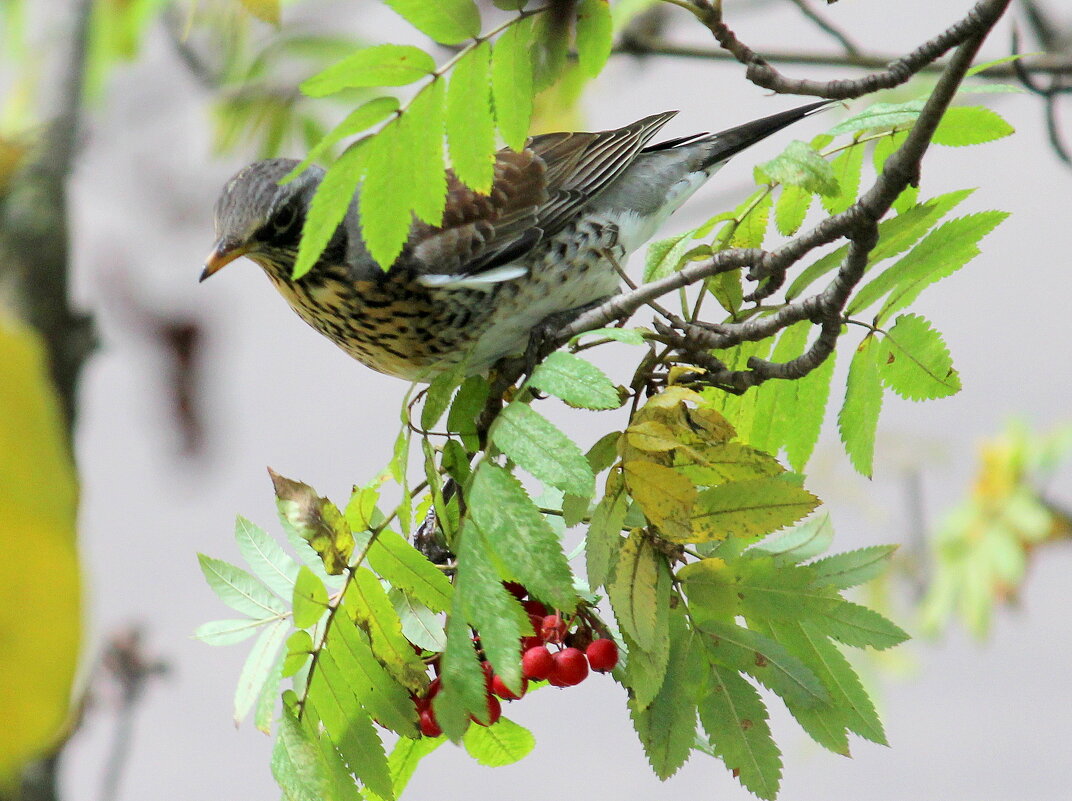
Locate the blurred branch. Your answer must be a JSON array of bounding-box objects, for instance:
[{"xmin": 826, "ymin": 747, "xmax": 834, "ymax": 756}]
[
  {"xmin": 786, "ymin": 0, "xmax": 862, "ymax": 57},
  {"xmin": 1014, "ymin": 2, "xmax": 1072, "ymax": 164},
  {"xmin": 0, "ymin": 0, "xmax": 96, "ymax": 438}
]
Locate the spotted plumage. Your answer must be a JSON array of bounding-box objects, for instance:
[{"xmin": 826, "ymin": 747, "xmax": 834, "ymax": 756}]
[{"xmin": 204, "ymin": 102, "xmax": 831, "ymax": 380}]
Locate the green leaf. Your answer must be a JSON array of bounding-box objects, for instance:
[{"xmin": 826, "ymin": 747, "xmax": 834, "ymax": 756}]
[
  {"xmin": 690, "ymin": 478, "xmax": 819, "ymax": 543},
  {"xmin": 193, "ymin": 618, "xmax": 266, "ymax": 646},
  {"xmin": 366, "ymin": 529, "xmax": 454, "ymax": 612},
  {"xmin": 607, "ymin": 529, "xmax": 669, "ymax": 653},
  {"xmin": 234, "ymin": 619, "xmax": 289, "ymax": 725},
  {"xmin": 877, "ymin": 314, "xmax": 960, "ymax": 400},
  {"xmin": 327, "ymin": 614, "xmax": 420, "ymax": 737},
  {"xmin": 198, "ymin": 554, "xmax": 287, "ymax": 618},
  {"xmin": 433, "ymin": 611, "xmax": 488, "ymax": 739},
  {"xmin": 293, "ymin": 141, "xmax": 367, "ymax": 279},
  {"xmin": 827, "ymin": 99, "xmax": 924, "ymax": 135},
  {"xmin": 270, "ymin": 470, "xmax": 355, "ymax": 574},
  {"xmin": 838, "ymin": 336, "xmax": 883, "ymax": 478},
  {"xmin": 586, "ymin": 471, "xmax": 628, "ymax": 588},
  {"xmin": 400, "ymin": 79, "xmax": 447, "ymax": 225},
  {"xmin": 463, "ymin": 717, "xmax": 536, "ymax": 766},
  {"xmin": 383, "ymin": 0, "xmax": 481, "ymax": 45},
  {"xmin": 767, "ymin": 620, "xmax": 886, "ymax": 747},
  {"xmin": 300, "ymin": 45, "xmax": 436, "ymax": 97},
  {"xmin": 757, "ymin": 140, "xmax": 838, "ymax": 196},
  {"xmin": 574, "ymin": 0, "xmax": 613, "ymax": 78},
  {"xmin": 283, "ymin": 630, "xmax": 313, "ymax": 677},
  {"xmin": 492, "ymin": 21, "xmax": 534, "ymax": 150},
  {"xmin": 343, "ymin": 568, "xmax": 428, "ymax": 690},
  {"xmin": 293, "ymin": 566, "xmax": 329, "ymax": 629},
  {"xmin": 569, "ymin": 326, "xmax": 647, "ymax": 346},
  {"xmin": 814, "ymin": 599, "xmax": 910, "ymax": 650},
  {"xmin": 467, "ymin": 463, "xmax": 577, "ymax": 611},
  {"xmin": 774, "ymin": 184, "xmax": 812, "ymax": 236},
  {"xmin": 622, "ymin": 603, "xmax": 678, "ymax": 709},
  {"xmin": 644, "ymin": 229, "xmax": 694, "ymax": 282},
  {"xmin": 491, "ymin": 402, "xmax": 594, "ymax": 496},
  {"xmin": 932, "ymin": 105, "xmax": 1014, "ymax": 146},
  {"xmin": 446, "ymin": 375, "xmax": 489, "ymax": 450},
  {"xmin": 254, "ymin": 653, "xmax": 283, "ymax": 734},
  {"xmin": 809, "ymin": 545, "xmax": 897, "ymax": 588},
  {"xmin": 821, "ymin": 141, "xmax": 864, "ymax": 214},
  {"xmin": 850, "ymin": 211, "xmax": 1008, "ymax": 323},
  {"xmin": 453, "ymin": 522, "xmax": 526, "ymax": 693},
  {"xmin": 630, "ymin": 625, "xmax": 702, "ymax": 779},
  {"xmin": 697, "ymin": 619, "xmax": 829, "ymax": 708},
  {"xmin": 359, "ymin": 121, "xmax": 413, "ymax": 269},
  {"xmin": 305, "ymin": 673, "xmax": 394, "ymax": 800},
  {"xmin": 446, "ymin": 41, "xmax": 496, "ymax": 192},
  {"xmin": 390, "ymin": 589, "xmax": 446, "ymax": 652},
  {"xmin": 234, "ymin": 516, "xmax": 299, "ymax": 599},
  {"xmin": 371, "ymin": 735, "xmax": 445, "ymax": 801},
  {"xmin": 699, "ymin": 665, "xmax": 782, "ymax": 800},
  {"xmin": 729, "ymin": 189, "xmax": 772, "ymax": 248},
  {"xmin": 528, "ymin": 351, "xmax": 621, "ymax": 410},
  {"xmin": 271, "ymin": 708, "xmax": 331, "ymax": 801},
  {"xmin": 750, "ymin": 513, "xmax": 835, "ymax": 565},
  {"xmin": 284, "ymin": 97, "xmax": 400, "ymax": 181}
]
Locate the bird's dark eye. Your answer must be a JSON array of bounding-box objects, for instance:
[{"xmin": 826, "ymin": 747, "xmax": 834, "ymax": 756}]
[{"xmin": 271, "ymin": 201, "xmax": 300, "ymax": 236}]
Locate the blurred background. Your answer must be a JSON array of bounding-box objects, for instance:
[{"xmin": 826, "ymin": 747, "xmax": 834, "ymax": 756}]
[{"xmin": 3, "ymin": 0, "xmax": 1072, "ymax": 799}]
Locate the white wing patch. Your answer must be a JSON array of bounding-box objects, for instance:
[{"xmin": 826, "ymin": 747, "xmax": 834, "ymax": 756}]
[{"xmin": 417, "ymin": 263, "xmax": 529, "ymax": 290}]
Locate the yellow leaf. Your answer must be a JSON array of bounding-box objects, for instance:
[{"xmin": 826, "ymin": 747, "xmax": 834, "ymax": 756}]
[
  {"xmin": 238, "ymin": 0, "xmax": 280, "ymax": 25},
  {"xmin": 0, "ymin": 316, "xmax": 80, "ymax": 786},
  {"xmin": 625, "ymin": 420, "xmax": 682, "ymax": 453},
  {"xmin": 623, "ymin": 459, "xmax": 696, "ymax": 541}
]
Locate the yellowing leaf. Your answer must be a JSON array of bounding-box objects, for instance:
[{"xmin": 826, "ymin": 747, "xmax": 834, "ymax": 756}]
[
  {"xmin": 690, "ymin": 478, "xmax": 819, "ymax": 543},
  {"xmin": 623, "ymin": 460, "xmax": 696, "ymax": 541},
  {"xmin": 0, "ymin": 317, "xmax": 80, "ymax": 784},
  {"xmin": 608, "ymin": 530, "xmax": 664, "ymax": 652},
  {"xmin": 269, "ymin": 470, "xmax": 354, "ymax": 574},
  {"xmin": 238, "ymin": 0, "xmax": 280, "ymax": 25}
]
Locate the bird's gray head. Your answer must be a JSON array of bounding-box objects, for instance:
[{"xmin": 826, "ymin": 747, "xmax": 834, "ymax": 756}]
[{"xmin": 202, "ymin": 159, "xmax": 324, "ymax": 282}]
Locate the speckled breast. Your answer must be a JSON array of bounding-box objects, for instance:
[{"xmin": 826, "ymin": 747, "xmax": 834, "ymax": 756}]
[{"xmin": 263, "ymin": 219, "xmax": 624, "ymax": 381}]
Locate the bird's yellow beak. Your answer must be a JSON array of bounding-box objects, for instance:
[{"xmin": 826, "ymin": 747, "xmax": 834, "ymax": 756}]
[{"xmin": 200, "ymin": 240, "xmax": 250, "ymax": 282}]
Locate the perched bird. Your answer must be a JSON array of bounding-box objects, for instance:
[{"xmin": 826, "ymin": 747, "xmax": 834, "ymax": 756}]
[{"xmin": 203, "ymin": 101, "xmax": 829, "ymax": 380}]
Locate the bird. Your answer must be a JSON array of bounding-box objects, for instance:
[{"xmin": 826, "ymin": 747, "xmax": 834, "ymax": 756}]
[{"xmin": 203, "ymin": 101, "xmax": 830, "ymax": 381}]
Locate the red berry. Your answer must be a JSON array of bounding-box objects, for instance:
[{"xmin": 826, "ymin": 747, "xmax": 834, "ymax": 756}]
[
  {"xmin": 419, "ymin": 708, "xmax": 442, "ymax": 737},
  {"xmin": 491, "ymin": 673, "xmax": 528, "ymax": 700},
  {"xmin": 540, "ymin": 614, "xmax": 569, "ymax": 644},
  {"xmin": 527, "ymin": 613, "xmax": 545, "ymax": 636},
  {"xmin": 585, "ymin": 639, "xmax": 619, "ymax": 672},
  {"xmin": 426, "ymin": 676, "xmax": 442, "ymax": 699},
  {"xmin": 472, "ymin": 694, "xmax": 502, "ymax": 726},
  {"xmin": 550, "ymin": 647, "xmax": 589, "ymax": 686},
  {"xmin": 481, "ymin": 660, "xmax": 495, "ymax": 690},
  {"xmin": 503, "ymin": 581, "xmax": 528, "ymax": 600},
  {"xmin": 521, "ymin": 645, "xmax": 554, "ymax": 680},
  {"xmin": 521, "ymin": 599, "xmax": 547, "ymax": 617}
]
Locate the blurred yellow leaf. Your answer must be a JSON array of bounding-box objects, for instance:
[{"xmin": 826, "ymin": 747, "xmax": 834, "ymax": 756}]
[
  {"xmin": 0, "ymin": 316, "xmax": 81, "ymax": 786},
  {"xmin": 238, "ymin": 0, "xmax": 280, "ymax": 25}
]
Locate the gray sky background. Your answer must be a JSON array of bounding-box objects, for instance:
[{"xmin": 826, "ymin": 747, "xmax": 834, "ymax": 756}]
[{"xmin": 45, "ymin": 0, "xmax": 1072, "ymax": 799}]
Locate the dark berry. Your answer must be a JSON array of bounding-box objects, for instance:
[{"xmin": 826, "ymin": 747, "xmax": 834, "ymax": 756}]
[
  {"xmin": 585, "ymin": 638, "xmax": 619, "ymax": 672},
  {"xmin": 540, "ymin": 614, "xmax": 569, "ymax": 644},
  {"xmin": 491, "ymin": 673, "xmax": 528, "ymax": 700},
  {"xmin": 503, "ymin": 581, "xmax": 528, "ymax": 600},
  {"xmin": 521, "ymin": 599, "xmax": 547, "ymax": 617},
  {"xmin": 472, "ymin": 694, "xmax": 502, "ymax": 726},
  {"xmin": 521, "ymin": 645, "xmax": 554, "ymax": 680},
  {"xmin": 550, "ymin": 647, "xmax": 589, "ymax": 686},
  {"xmin": 419, "ymin": 708, "xmax": 442, "ymax": 737}
]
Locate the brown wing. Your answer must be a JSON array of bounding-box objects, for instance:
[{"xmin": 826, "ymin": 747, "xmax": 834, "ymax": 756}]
[{"xmin": 409, "ymin": 112, "xmax": 678, "ymax": 279}]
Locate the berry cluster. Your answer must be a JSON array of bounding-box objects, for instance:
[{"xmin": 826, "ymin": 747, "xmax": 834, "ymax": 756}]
[{"xmin": 412, "ymin": 582, "xmax": 619, "ymax": 738}]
